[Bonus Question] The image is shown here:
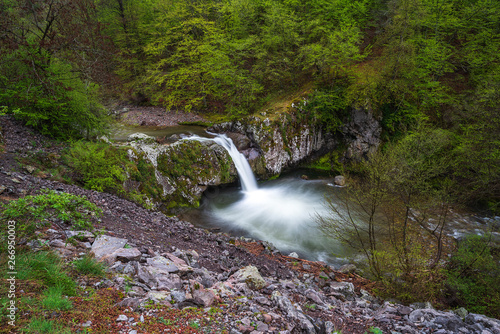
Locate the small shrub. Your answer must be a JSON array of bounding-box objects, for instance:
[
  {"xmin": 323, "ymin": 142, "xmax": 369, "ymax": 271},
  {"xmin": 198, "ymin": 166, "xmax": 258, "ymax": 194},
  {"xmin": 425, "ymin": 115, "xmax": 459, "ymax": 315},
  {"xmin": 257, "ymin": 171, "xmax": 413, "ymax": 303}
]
[
  {"xmin": 0, "ymin": 190, "xmax": 102, "ymax": 248},
  {"xmin": 446, "ymin": 234, "xmax": 500, "ymax": 318},
  {"xmin": 367, "ymin": 327, "xmax": 383, "ymax": 334},
  {"xmin": 304, "ymin": 303, "xmax": 317, "ymax": 310},
  {"xmin": 189, "ymin": 320, "xmax": 200, "ymax": 329},
  {"xmin": 65, "ymin": 141, "xmax": 129, "ymax": 193}
]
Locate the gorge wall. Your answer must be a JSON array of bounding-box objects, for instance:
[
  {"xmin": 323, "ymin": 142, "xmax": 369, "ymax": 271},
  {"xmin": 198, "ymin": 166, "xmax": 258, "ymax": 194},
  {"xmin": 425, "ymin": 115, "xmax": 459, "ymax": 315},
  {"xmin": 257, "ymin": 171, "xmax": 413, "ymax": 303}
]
[{"xmin": 127, "ymin": 107, "xmax": 381, "ymax": 211}]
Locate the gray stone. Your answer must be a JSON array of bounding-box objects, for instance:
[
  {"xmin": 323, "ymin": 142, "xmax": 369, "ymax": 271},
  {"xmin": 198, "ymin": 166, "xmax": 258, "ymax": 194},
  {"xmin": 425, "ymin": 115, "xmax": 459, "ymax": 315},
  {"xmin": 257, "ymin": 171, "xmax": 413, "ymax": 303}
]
[
  {"xmin": 163, "ymin": 253, "xmax": 192, "ymax": 274},
  {"xmin": 329, "ymin": 281, "xmax": 356, "ymax": 301},
  {"xmin": 288, "ymin": 252, "xmax": 299, "ymax": 258},
  {"xmin": 254, "ymin": 296, "xmax": 271, "ymax": 306},
  {"xmin": 65, "ymin": 230, "xmax": 95, "ymax": 241},
  {"xmin": 110, "ymin": 261, "xmax": 125, "ymax": 273},
  {"xmin": 117, "ymin": 315, "xmax": 128, "ymax": 322},
  {"xmin": 342, "ymin": 108, "xmax": 381, "ymax": 161},
  {"xmin": 128, "ymin": 133, "xmax": 155, "ymax": 143},
  {"xmin": 454, "ymin": 307, "xmax": 468, "ymax": 319},
  {"xmin": 409, "ymin": 308, "xmax": 465, "ymax": 333},
  {"xmin": 297, "ymin": 312, "xmax": 316, "ymax": 334},
  {"xmin": 192, "ymin": 288, "xmax": 216, "ymax": 307},
  {"xmin": 334, "ymin": 175, "xmax": 346, "ymax": 186},
  {"xmin": 24, "ymin": 165, "xmax": 36, "ymax": 174},
  {"xmin": 114, "ymin": 248, "xmax": 142, "ymax": 262},
  {"xmin": 256, "ymin": 321, "xmax": 268, "ymax": 332},
  {"xmin": 146, "ymin": 291, "xmax": 171, "ymax": 304},
  {"xmin": 81, "ymin": 321, "xmax": 92, "ymax": 327},
  {"xmin": 465, "ymin": 313, "xmax": 500, "ymax": 333},
  {"xmin": 262, "ymin": 314, "xmax": 272, "ymax": 323},
  {"xmin": 171, "ymin": 290, "xmax": 186, "ymax": 303},
  {"xmin": 360, "ymin": 289, "xmax": 378, "ymax": 303},
  {"xmin": 226, "ymin": 132, "xmax": 252, "ymax": 151},
  {"xmin": 156, "ymin": 274, "xmax": 182, "ymax": 291},
  {"xmin": 305, "ymin": 289, "xmax": 324, "ymax": 305},
  {"xmin": 232, "ymin": 265, "xmax": 266, "ymax": 290},
  {"xmin": 91, "ymin": 235, "xmax": 127, "ymax": 262},
  {"xmin": 324, "ymin": 321, "xmax": 335, "ymax": 334},
  {"xmin": 49, "ymin": 239, "xmax": 75, "ymax": 249},
  {"xmin": 338, "ymin": 264, "xmax": 356, "ymax": 274},
  {"xmin": 123, "ymin": 263, "xmax": 136, "ymax": 275},
  {"xmin": 397, "ymin": 305, "xmax": 413, "ymax": 315},
  {"xmin": 230, "ymin": 329, "xmax": 243, "ymax": 334},
  {"xmin": 136, "ymin": 265, "xmax": 154, "ymax": 285},
  {"xmin": 272, "ymin": 291, "xmax": 298, "ymax": 318},
  {"xmin": 146, "ymin": 256, "xmax": 179, "ymax": 273}
]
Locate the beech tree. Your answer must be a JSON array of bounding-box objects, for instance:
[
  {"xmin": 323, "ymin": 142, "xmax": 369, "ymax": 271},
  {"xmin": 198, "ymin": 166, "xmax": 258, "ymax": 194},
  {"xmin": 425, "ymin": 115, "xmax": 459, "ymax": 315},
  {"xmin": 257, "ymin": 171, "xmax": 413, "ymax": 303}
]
[{"xmin": 0, "ymin": 0, "xmax": 114, "ymax": 138}]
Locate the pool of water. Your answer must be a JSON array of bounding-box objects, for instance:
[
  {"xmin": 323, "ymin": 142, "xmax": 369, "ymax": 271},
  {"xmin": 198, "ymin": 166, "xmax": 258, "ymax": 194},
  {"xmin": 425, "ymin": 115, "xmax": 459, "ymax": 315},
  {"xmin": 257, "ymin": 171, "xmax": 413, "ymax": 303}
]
[
  {"xmin": 109, "ymin": 122, "xmax": 209, "ymax": 142},
  {"xmin": 181, "ymin": 172, "xmax": 353, "ymax": 267}
]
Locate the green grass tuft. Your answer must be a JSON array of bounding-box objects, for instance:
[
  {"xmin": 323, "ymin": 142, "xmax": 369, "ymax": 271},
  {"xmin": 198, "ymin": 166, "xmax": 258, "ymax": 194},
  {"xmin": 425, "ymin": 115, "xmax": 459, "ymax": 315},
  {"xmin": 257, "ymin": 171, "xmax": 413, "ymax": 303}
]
[
  {"xmin": 15, "ymin": 251, "xmax": 76, "ymax": 295},
  {"xmin": 24, "ymin": 318, "xmax": 72, "ymax": 333},
  {"xmin": 42, "ymin": 286, "xmax": 73, "ymax": 311},
  {"xmin": 73, "ymin": 255, "xmax": 106, "ymax": 277}
]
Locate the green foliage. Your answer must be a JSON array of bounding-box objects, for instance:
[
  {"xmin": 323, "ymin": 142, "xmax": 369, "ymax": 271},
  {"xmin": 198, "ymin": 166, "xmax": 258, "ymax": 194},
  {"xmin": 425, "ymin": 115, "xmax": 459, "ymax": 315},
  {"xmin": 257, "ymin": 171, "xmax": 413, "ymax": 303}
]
[
  {"xmin": 366, "ymin": 327, "xmax": 383, "ymax": 334},
  {"xmin": 446, "ymin": 235, "xmax": 500, "ymax": 318},
  {"xmin": 42, "ymin": 286, "xmax": 73, "ymax": 311},
  {"xmin": 65, "ymin": 141, "xmax": 129, "ymax": 193},
  {"xmin": 0, "ymin": 1, "xmax": 111, "ymax": 139},
  {"xmin": 318, "ymin": 126, "xmax": 455, "ymax": 302},
  {"xmin": 375, "ymin": 0, "xmax": 500, "ymax": 139},
  {"xmin": 96, "ymin": 0, "xmax": 374, "ymax": 116},
  {"xmin": 15, "ymin": 251, "xmax": 76, "ymax": 296},
  {"xmin": 73, "ymin": 255, "xmax": 106, "ymax": 277},
  {"xmin": 178, "ymin": 121, "xmax": 213, "ymax": 127},
  {"xmin": 308, "ymin": 151, "xmax": 343, "ymax": 173},
  {"xmin": 0, "ymin": 190, "xmax": 101, "ymax": 250},
  {"xmin": 305, "ymin": 83, "xmax": 350, "ymax": 132},
  {"xmin": 24, "ymin": 318, "xmax": 72, "ymax": 334}
]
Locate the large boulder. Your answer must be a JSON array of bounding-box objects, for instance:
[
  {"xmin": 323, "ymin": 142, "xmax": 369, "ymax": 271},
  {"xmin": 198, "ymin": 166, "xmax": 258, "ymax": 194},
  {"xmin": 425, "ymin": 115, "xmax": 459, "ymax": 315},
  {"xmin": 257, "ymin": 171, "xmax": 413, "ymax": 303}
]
[
  {"xmin": 91, "ymin": 235, "xmax": 128, "ymax": 262},
  {"xmin": 129, "ymin": 139, "xmax": 238, "ymax": 211},
  {"xmin": 146, "ymin": 256, "xmax": 180, "ymax": 273},
  {"xmin": 113, "ymin": 248, "xmax": 142, "ymax": 262}
]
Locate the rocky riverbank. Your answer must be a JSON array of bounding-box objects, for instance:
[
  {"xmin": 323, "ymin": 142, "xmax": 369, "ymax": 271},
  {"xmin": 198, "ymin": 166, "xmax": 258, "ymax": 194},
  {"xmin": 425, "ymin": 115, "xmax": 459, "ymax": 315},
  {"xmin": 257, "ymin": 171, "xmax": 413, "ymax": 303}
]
[{"xmin": 2, "ymin": 116, "xmax": 500, "ymax": 333}]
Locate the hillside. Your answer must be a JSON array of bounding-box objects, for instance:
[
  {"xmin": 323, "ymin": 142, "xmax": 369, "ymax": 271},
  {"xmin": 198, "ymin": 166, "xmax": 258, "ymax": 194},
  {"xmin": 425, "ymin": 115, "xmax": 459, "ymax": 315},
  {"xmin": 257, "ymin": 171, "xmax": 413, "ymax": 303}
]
[{"xmin": 2, "ymin": 117, "xmax": 500, "ymax": 334}]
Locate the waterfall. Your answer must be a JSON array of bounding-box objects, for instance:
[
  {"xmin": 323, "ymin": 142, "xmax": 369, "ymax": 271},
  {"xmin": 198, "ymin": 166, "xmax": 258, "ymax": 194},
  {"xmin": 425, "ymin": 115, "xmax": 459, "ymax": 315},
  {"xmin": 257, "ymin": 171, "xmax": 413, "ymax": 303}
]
[
  {"xmin": 184, "ymin": 134, "xmax": 258, "ymax": 192},
  {"xmin": 183, "ymin": 132, "xmax": 349, "ymax": 266}
]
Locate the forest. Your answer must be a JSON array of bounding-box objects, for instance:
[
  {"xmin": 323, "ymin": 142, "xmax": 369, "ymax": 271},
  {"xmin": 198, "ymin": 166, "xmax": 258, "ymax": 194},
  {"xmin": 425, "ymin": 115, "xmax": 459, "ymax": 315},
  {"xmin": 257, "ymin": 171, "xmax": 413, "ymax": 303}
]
[{"xmin": 1, "ymin": 0, "xmax": 500, "ymax": 318}]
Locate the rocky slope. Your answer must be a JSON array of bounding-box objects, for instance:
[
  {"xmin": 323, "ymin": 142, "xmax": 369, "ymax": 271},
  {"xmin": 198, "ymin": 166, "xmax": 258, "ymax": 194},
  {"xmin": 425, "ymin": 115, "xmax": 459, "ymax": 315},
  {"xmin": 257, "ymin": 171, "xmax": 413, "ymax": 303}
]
[{"xmin": 2, "ymin": 116, "xmax": 500, "ymax": 333}]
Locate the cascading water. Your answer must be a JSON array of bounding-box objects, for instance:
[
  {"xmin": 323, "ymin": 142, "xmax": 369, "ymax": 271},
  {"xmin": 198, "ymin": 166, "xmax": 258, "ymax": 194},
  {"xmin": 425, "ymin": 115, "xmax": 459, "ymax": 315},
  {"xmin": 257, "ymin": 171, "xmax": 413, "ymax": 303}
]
[
  {"xmin": 184, "ymin": 133, "xmax": 349, "ymax": 266},
  {"xmin": 187, "ymin": 134, "xmax": 257, "ymax": 192}
]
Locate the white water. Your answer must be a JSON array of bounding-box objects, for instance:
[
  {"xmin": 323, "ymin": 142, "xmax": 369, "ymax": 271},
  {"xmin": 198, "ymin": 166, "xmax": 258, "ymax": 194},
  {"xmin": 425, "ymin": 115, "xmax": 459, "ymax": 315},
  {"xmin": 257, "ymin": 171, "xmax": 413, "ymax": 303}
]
[
  {"xmin": 185, "ymin": 134, "xmax": 257, "ymax": 192},
  {"xmin": 184, "ymin": 134, "xmax": 349, "ymax": 265}
]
